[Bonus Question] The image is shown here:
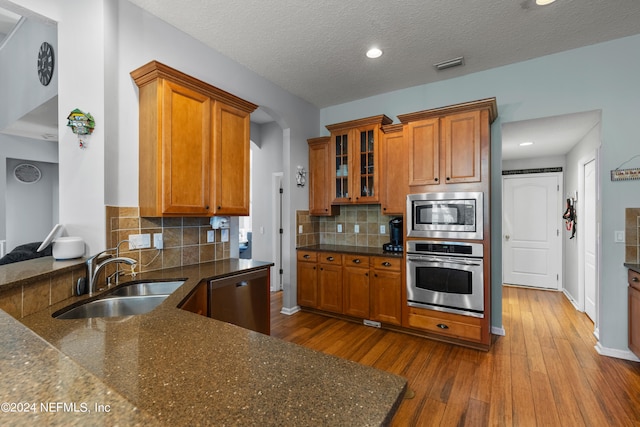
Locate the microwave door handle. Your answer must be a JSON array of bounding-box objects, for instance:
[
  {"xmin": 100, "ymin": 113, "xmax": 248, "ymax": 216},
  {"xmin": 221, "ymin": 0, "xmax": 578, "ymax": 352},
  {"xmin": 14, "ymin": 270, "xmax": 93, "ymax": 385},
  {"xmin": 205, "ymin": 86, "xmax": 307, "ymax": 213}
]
[{"xmin": 445, "ymin": 259, "xmax": 482, "ymax": 267}]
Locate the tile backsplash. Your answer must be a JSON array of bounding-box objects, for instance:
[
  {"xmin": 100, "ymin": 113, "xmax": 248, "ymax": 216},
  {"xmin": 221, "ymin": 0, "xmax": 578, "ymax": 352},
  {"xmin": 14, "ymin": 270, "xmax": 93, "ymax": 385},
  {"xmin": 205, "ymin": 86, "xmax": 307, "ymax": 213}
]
[
  {"xmin": 296, "ymin": 205, "xmax": 401, "ymax": 248},
  {"xmin": 625, "ymin": 208, "xmax": 640, "ymax": 263},
  {"xmin": 106, "ymin": 206, "xmax": 230, "ymax": 273}
]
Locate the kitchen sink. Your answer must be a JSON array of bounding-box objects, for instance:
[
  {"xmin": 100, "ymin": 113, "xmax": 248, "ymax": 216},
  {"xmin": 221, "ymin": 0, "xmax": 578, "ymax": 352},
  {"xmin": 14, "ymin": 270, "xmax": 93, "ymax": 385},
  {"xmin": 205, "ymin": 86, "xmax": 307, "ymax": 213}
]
[
  {"xmin": 53, "ymin": 295, "xmax": 168, "ymax": 319},
  {"xmin": 53, "ymin": 280, "xmax": 185, "ymax": 319},
  {"xmin": 106, "ymin": 280, "xmax": 185, "ymax": 297}
]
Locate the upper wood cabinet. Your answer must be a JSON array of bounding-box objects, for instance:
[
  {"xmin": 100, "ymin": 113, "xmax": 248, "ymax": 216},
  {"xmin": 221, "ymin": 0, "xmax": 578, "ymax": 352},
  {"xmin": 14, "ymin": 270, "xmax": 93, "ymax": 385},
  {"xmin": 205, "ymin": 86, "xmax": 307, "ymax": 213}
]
[
  {"xmin": 379, "ymin": 124, "xmax": 407, "ymax": 215},
  {"xmin": 398, "ymin": 98, "xmax": 497, "ymax": 190},
  {"xmin": 326, "ymin": 115, "xmax": 392, "ymax": 205},
  {"xmin": 131, "ymin": 61, "xmax": 257, "ymax": 217},
  {"xmin": 307, "ymin": 137, "xmax": 339, "ymax": 216}
]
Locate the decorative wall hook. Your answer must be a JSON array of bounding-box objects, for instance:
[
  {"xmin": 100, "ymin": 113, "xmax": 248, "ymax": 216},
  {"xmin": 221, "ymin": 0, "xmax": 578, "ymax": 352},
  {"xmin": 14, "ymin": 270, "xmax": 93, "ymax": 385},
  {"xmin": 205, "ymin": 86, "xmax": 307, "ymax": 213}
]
[
  {"xmin": 296, "ymin": 165, "xmax": 307, "ymax": 187},
  {"xmin": 66, "ymin": 108, "xmax": 95, "ymax": 148}
]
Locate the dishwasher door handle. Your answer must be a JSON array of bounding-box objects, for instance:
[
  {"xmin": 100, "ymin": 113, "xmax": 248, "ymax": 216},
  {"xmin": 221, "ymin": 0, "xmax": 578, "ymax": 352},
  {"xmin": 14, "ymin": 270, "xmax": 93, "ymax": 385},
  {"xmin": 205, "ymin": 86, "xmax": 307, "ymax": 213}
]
[{"xmin": 236, "ymin": 281, "xmax": 249, "ymax": 288}]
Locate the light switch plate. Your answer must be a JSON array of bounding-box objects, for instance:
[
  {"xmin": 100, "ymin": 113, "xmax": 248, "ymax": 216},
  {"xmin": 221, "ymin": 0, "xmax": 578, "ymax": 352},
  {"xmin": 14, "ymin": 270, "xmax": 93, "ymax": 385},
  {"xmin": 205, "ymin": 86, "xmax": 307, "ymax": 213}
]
[
  {"xmin": 354, "ymin": 224, "xmax": 360, "ymax": 233},
  {"xmin": 380, "ymin": 225, "xmax": 386, "ymax": 234},
  {"xmin": 153, "ymin": 233, "xmax": 163, "ymax": 249},
  {"xmin": 615, "ymin": 230, "xmax": 625, "ymax": 243},
  {"xmin": 221, "ymin": 229, "xmax": 229, "ymax": 242},
  {"xmin": 207, "ymin": 230, "xmax": 215, "ymax": 243},
  {"xmin": 337, "ymin": 224, "xmax": 343, "ymax": 233}
]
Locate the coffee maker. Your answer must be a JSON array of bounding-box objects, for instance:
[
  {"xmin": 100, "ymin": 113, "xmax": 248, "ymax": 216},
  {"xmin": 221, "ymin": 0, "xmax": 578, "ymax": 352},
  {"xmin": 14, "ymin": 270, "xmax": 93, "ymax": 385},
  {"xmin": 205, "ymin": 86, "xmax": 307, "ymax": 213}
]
[{"xmin": 382, "ymin": 217, "xmax": 403, "ymax": 252}]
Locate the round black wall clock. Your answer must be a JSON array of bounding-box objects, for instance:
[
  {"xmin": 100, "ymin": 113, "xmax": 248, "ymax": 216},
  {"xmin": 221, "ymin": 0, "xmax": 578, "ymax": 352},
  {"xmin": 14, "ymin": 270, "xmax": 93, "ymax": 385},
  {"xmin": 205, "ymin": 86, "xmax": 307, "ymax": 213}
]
[{"xmin": 37, "ymin": 42, "xmax": 55, "ymax": 86}]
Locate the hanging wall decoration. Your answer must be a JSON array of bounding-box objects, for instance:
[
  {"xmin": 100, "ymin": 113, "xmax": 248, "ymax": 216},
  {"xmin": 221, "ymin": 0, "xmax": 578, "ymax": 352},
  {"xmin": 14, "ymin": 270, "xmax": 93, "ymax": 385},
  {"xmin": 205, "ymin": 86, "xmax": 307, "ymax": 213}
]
[
  {"xmin": 66, "ymin": 108, "xmax": 95, "ymax": 148},
  {"xmin": 562, "ymin": 197, "xmax": 577, "ymax": 239}
]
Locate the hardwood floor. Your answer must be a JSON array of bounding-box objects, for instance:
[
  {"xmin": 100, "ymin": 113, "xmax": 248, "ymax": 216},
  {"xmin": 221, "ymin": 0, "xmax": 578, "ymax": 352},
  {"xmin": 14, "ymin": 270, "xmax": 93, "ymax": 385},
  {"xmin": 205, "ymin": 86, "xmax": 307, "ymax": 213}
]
[{"xmin": 270, "ymin": 286, "xmax": 640, "ymax": 426}]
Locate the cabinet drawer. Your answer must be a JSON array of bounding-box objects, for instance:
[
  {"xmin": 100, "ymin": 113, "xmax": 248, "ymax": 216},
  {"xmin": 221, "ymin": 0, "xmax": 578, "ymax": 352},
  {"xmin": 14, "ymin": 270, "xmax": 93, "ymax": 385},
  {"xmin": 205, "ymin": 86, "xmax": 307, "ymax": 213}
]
[
  {"xmin": 318, "ymin": 252, "xmax": 342, "ymax": 265},
  {"xmin": 629, "ymin": 269, "xmax": 640, "ymax": 290},
  {"xmin": 297, "ymin": 251, "xmax": 317, "ymax": 263},
  {"xmin": 407, "ymin": 307, "xmax": 482, "ymax": 342},
  {"xmin": 371, "ymin": 256, "xmax": 402, "ymax": 271},
  {"xmin": 343, "ymin": 254, "xmax": 370, "ymax": 268}
]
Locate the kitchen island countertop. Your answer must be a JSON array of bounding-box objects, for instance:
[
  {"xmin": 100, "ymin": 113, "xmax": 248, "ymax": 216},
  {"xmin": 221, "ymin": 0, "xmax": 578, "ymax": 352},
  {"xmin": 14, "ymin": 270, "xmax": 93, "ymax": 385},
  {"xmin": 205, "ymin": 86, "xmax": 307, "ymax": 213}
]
[{"xmin": 13, "ymin": 258, "xmax": 406, "ymax": 426}]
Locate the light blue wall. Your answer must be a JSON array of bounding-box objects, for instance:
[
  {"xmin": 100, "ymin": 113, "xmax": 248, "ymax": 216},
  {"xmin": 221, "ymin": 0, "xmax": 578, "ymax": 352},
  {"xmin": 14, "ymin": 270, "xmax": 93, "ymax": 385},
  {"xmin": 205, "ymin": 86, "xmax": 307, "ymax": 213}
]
[{"xmin": 320, "ymin": 34, "xmax": 640, "ymax": 352}]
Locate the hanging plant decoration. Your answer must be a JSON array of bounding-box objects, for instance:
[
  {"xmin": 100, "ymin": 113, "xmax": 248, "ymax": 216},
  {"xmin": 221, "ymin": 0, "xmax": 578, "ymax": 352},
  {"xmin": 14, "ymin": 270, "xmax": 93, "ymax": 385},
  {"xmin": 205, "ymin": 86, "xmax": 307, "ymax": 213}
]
[{"xmin": 66, "ymin": 108, "xmax": 95, "ymax": 148}]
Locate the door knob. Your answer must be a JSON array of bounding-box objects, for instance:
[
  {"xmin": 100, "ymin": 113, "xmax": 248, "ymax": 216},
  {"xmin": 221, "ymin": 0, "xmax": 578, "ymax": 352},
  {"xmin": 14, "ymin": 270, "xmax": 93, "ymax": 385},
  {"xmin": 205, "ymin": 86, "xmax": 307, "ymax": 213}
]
[{"xmin": 505, "ymin": 234, "xmax": 510, "ymax": 241}]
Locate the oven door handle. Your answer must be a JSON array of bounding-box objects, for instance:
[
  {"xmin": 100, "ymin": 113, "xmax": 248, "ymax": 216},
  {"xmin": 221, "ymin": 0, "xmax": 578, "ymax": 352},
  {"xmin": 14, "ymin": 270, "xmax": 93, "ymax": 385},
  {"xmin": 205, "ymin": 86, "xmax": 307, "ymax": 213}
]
[{"xmin": 407, "ymin": 255, "xmax": 482, "ymax": 267}]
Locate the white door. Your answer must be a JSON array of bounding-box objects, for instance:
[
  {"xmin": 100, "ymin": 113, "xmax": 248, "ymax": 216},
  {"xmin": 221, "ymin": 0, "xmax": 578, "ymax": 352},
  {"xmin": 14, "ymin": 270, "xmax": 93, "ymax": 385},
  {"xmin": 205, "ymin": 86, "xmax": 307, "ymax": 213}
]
[
  {"xmin": 503, "ymin": 173, "xmax": 562, "ymax": 289},
  {"xmin": 584, "ymin": 160, "xmax": 597, "ymax": 321}
]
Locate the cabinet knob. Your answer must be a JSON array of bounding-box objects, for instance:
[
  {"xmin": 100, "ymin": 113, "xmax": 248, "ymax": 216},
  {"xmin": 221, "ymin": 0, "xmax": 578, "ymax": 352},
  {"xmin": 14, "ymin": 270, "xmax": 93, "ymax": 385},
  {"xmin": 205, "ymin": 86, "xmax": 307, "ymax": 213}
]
[
  {"xmin": 353, "ymin": 259, "xmax": 361, "ymax": 264},
  {"xmin": 434, "ymin": 177, "xmax": 439, "ymax": 182},
  {"xmin": 365, "ymin": 272, "xmax": 369, "ymax": 277},
  {"xmin": 217, "ymin": 206, "xmax": 221, "ymax": 210},
  {"xmin": 436, "ymin": 323, "xmax": 449, "ymax": 330},
  {"xmin": 383, "ymin": 207, "xmax": 387, "ymax": 211},
  {"xmin": 382, "ymin": 262, "xmax": 392, "ymax": 267},
  {"xmin": 446, "ymin": 177, "xmax": 451, "ymax": 181},
  {"xmin": 205, "ymin": 205, "xmax": 209, "ymax": 210},
  {"xmin": 327, "ymin": 256, "xmax": 334, "ymax": 261}
]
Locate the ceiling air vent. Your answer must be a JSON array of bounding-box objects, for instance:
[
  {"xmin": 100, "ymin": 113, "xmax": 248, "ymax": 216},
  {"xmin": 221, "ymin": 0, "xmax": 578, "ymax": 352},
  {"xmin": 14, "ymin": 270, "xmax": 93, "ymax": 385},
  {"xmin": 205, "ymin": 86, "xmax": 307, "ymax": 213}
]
[
  {"xmin": 13, "ymin": 163, "xmax": 42, "ymax": 184},
  {"xmin": 434, "ymin": 56, "xmax": 465, "ymax": 71}
]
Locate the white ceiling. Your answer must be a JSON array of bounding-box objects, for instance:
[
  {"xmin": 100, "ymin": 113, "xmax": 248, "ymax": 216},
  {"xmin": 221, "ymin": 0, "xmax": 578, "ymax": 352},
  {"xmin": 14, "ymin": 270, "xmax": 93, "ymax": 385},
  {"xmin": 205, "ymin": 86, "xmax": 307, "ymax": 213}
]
[{"xmin": 128, "ymin": 0, "xmax": 640, "ymax": 109}]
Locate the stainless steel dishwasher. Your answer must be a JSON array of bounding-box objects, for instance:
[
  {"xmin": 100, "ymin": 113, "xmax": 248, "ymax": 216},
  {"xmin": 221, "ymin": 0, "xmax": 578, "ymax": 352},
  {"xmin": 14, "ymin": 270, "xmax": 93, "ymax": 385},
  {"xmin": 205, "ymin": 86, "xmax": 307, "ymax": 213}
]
[{"xmin": 209, "ymin": 269, "xmax": 270, "ymax": 335}]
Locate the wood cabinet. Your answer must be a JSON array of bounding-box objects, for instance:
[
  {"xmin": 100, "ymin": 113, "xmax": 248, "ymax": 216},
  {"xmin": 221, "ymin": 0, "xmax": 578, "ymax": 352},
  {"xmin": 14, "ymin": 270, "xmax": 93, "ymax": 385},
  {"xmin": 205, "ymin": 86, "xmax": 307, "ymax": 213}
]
[
  {"xmin": 131, "ymin": 61, "xmax": 257, "ymax": 217},
  {"xmin": 180, "ymin": 281, "xmax": 208, "ymax": 316},
  {"xmin": 296, "ymin": 249, "xmax": 402, "ymax": 325},
  {"xmin": 307, "ymin": 137, "xmax": 339, "ymax": 216},
  {"xmin": 380, "ymin": 124, "xmax": 408, "ymax": 215},
  {"xmin": 629, "ymin": 269, "xmax": 640, "ymax": 357},
  {"xmin": 370, "ymin": 256, "xmax": 402, "ymax": 325},
  {"xmin": 318, "ymin": 252, "xmax": 343, "ymax": 313},
  {"xmin": 326, "ymin": 115, "xmax": 392, "ymax": 205},
  {"xmin": 343, "ymin": 255, "xmax": 370, "ymax": 318},
  {"xmin": 398, "ymin": 99, "xmax": 497, "ymax": 191},
  {"xmin": 297, "ymin": 250, "xmax": 318, "ymax": 307},
  {"xmin": 406, "ymin": 306, "xmax": 484, "ymax": 342}
]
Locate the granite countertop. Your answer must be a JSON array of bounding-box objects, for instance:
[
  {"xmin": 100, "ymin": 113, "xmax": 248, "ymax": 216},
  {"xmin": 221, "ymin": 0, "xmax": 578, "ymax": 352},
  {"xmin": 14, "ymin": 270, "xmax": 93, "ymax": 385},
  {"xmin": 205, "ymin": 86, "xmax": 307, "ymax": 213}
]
[
  {"xmin": 0, "ymin": 257, "xmax": 85, "ymax": 291},
  {"xmin": 625, "ymin": 263, "xmax": 640, "ymax": 274},
  {"xmin": 0, "ymin": 309, "xmax": 159, "ymax": 426},
  {"xmin": 16, "ymin": 259, "xmax": 406, "ymax": 426},
  {"xmin": 297, "ymin": 244, "xmax": 403, "ymax": 257}
]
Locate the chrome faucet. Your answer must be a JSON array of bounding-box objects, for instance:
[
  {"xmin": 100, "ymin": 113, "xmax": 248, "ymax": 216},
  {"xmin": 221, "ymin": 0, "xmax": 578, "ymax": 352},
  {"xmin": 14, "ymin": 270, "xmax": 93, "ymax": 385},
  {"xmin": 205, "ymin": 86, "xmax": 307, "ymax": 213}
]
[{"xmin": 85, "ymin": 249, "xmax": 137, "ymax": 295}]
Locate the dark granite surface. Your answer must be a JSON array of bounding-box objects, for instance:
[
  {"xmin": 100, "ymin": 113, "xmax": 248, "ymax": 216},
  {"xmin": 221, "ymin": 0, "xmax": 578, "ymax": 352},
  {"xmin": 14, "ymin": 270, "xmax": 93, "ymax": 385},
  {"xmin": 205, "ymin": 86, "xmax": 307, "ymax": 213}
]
[
  {"xmin": 15, "ymin": 258, "xmax": 406, "ymax": 426},
  {"xmin": 625, "ymin": 263, "xmax": 640, "ymax": 274},
  {"xmin": 0, "ymin": 310, "xmax": 159, "ymax": 426},
  {"xmin": 0, "ymin": 257, "xmax": 85, "ymax": 290},
  {"xmin": 298, "ymin": 244, "xmax": 404, "ymax": 258}
]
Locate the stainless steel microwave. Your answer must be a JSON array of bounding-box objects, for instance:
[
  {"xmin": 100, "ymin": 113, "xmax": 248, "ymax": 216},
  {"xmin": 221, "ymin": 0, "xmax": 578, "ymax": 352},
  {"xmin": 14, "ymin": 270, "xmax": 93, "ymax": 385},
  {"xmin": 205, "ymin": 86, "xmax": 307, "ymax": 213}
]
[{"xmin": 406, "ymin": 192, "xmax": 483, "ymax": 240}]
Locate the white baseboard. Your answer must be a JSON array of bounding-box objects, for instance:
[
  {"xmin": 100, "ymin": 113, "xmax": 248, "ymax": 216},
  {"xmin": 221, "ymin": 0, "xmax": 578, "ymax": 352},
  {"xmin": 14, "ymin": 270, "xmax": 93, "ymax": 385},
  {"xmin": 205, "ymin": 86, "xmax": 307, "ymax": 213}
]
[
  {"xmin": 280, "ymin": 306, "xmax": 300, "ymax": 316},
  {"xmin": 491, "ymin": 326, "xmax": 506, "ymax": 336},
  {"xmin": 563, "ymin": 289, "xmax": 583, "ymax": 311},
  {"xmin": 595, "ymin": 342, "xmax": 640, "ymax": 362}
]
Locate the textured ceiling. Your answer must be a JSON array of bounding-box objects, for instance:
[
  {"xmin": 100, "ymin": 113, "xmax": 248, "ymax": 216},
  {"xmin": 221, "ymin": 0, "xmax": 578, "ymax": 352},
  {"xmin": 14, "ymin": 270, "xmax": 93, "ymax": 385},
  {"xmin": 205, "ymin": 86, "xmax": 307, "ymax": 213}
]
[{"xmin": 128, "ymin": 0, "xmax": 640, "ymax": 108}]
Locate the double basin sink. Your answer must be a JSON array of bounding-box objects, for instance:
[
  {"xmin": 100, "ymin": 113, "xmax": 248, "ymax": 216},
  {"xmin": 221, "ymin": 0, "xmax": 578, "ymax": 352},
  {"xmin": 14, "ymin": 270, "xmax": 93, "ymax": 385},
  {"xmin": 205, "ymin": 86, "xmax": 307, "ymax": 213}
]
[{"xmin": 53, "ymin": 280, "xmax": 185, "ymax": 320}]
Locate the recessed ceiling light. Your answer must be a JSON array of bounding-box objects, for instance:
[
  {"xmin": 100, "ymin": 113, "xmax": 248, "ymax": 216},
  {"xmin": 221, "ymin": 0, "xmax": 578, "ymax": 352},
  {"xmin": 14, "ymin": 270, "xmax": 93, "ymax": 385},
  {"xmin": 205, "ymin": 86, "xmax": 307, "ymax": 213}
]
[
  {"xmin": 366, "ymin": 48, "xmax": 382, "ymax": 59},
  {"xmin": 519, "ymin": 142, "xmax": 534, "ymax": 146},
  {"xmin": 536, "ymin": 0, "xmax": 556, "ymax": 5}
]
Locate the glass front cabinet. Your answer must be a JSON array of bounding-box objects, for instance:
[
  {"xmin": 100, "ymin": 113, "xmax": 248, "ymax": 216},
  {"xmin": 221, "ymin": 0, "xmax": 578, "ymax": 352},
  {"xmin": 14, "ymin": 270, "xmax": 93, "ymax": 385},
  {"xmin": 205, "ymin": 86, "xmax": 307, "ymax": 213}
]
[{"xmin": 327, "ymin": 115, "xmax": 392, "ymax": 205}]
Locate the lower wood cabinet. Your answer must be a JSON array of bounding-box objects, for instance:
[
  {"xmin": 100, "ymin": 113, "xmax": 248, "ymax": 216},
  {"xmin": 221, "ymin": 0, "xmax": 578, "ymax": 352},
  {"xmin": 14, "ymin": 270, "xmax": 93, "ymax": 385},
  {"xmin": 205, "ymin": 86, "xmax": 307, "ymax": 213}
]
[
  {"xmin": 297, "ymin": 249, "xmax": 401, "ymax": 325},
  {"xmin": 406, "ymin": 306, "xmax": 483, "ymax": 342},
  {"xmin": 318, "ymin": 253, "xmax": 343, "ymax": 313},
  {"xmin": 629, "ymin": 269, "xmax": 640, "ymax": 358}
]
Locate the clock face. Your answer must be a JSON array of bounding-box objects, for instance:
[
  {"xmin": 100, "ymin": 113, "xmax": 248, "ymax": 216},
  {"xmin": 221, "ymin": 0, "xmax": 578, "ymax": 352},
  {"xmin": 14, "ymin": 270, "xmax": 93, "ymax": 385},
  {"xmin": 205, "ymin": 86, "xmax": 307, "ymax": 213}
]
[{"xmin": 37, "ymin": 42, "xmax": 55, "ymax": 86}]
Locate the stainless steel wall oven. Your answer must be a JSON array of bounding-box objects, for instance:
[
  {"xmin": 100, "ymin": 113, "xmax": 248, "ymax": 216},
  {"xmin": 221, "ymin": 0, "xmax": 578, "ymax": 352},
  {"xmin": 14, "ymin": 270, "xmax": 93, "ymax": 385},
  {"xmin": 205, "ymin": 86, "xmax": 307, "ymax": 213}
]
[{"xmin": 406, "ymin": 240, "xmax": 484, "ymax": 318}]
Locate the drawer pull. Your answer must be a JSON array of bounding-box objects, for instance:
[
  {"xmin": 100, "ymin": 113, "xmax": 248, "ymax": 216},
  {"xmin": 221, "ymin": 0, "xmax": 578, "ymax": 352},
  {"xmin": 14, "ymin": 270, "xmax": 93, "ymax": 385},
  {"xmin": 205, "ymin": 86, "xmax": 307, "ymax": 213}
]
[
  {"xmin": 353, "ymin": 259, "xmax": 361, "ymax": 264},
  {"xmin": 633, "ymin": 277, "xmax": 639, "ymax": 282},
  {"xmin": 327, "ymin": 256, "xmax": 334, "ymax": 261},
  {"xmin": 303, "ymin": 254, "xmax": 311, "ymax": 259},
  {"xmin": 436, "ymin": 323, "xmax": 449, "ymax": 330},
  {"xmin": 382, "ymin": 262, "xmax": 392, "ymax": 267}
]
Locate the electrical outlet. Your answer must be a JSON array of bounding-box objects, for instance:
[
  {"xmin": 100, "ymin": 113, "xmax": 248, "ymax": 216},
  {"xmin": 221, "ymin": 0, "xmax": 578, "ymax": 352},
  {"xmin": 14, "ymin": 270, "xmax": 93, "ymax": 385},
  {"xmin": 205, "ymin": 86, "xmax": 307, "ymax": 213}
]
[
  {"xmin": 380, "ymin": 225, "xmax": 386, "ymax": 234},
  {"xmin": 298, "ymin": 225, "xmax": 303, "ymax": 234},
  {"xmin": 153, "ymin": 233, "xmax": 163, "ymax": 249},
  {"xmin": 207, "ymin": 230, "xmax": 215, "ymax": 243},
  {"xmin": 615, "ymin": 231, "xmax": 625, "ymax": 243},
  {"xmin": 129, "ymin": 234, "xmax": 151, "ymax": 249},
  {"xmin": 354, "ymin": 224, "xmax": 360, "ymax": 233},
  {"xmin": 221, "ymin": 229, "xmax": 229, "ymax": 242},
  {"xmin": 337, "ymin": 224, "xmax": 343, "ymax": 233}
]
